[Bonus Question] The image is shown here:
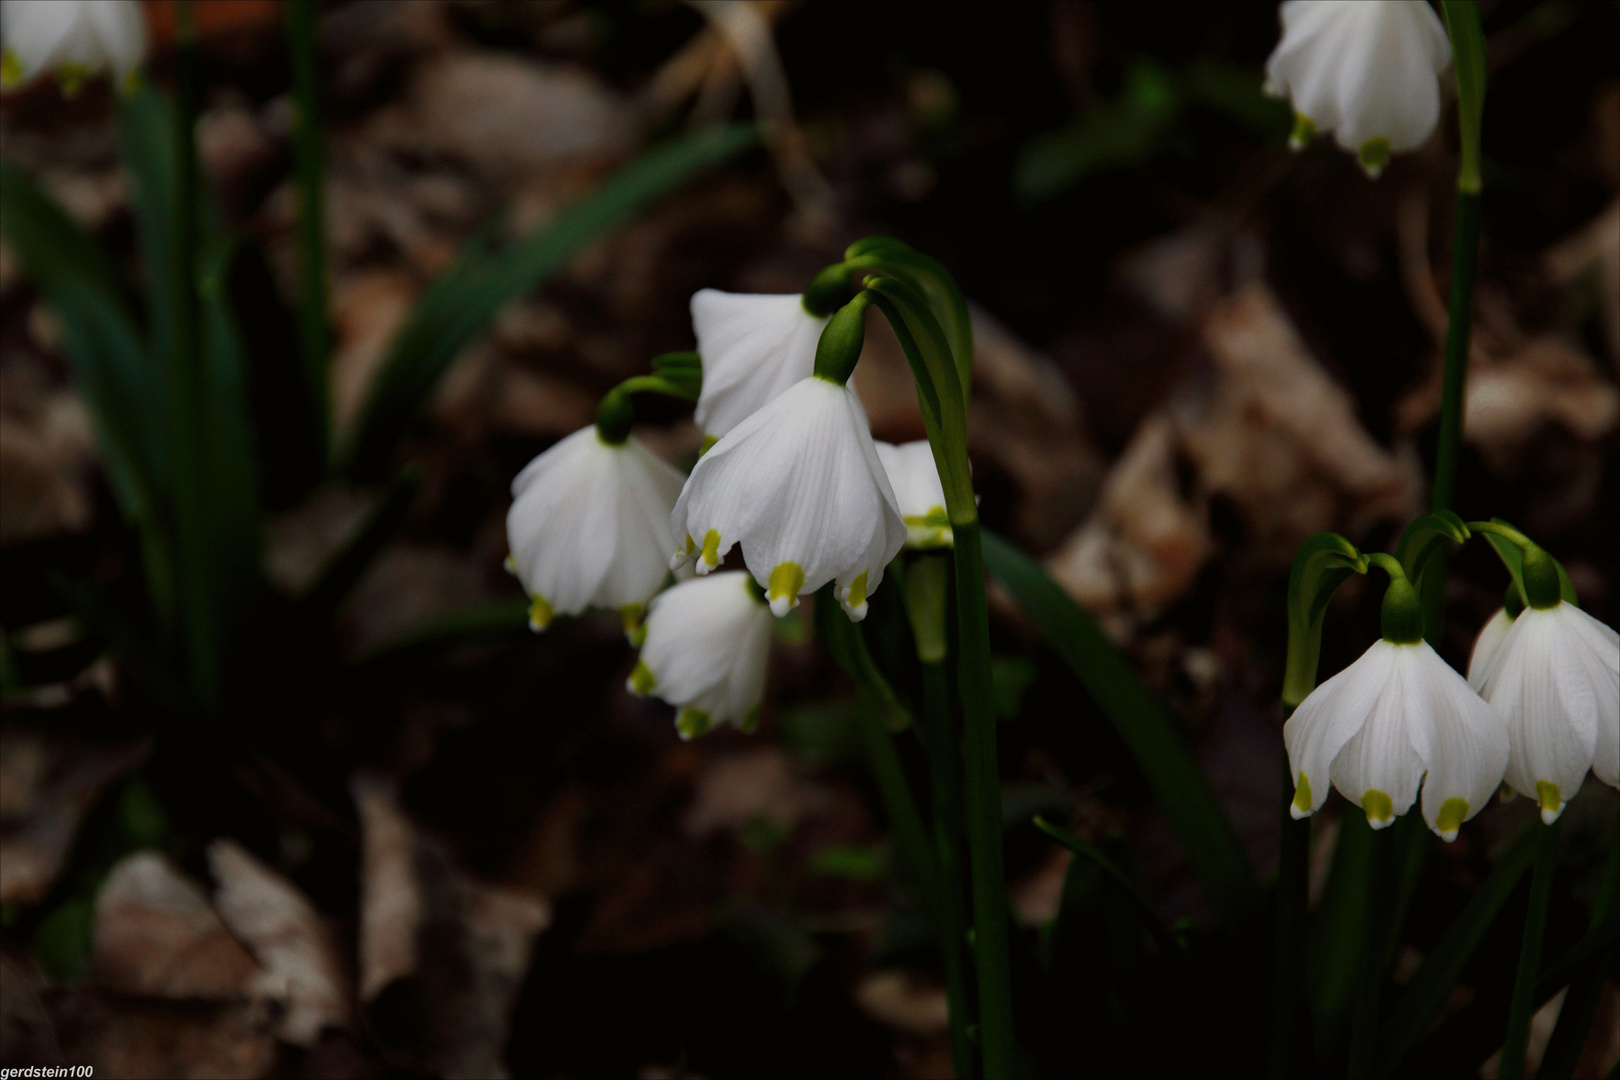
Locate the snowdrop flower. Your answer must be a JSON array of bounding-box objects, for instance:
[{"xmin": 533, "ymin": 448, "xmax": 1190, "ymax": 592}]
[
  {"xmin": 691, "ymin": 290, "xmax": 830, "ymax": 443},
  {"xmin": 0, "ymin": 0, "xmax": 146, "ymax": 95},
  {"xmin": 627, "ymin": 571, "xmax": 773, "ymax": 739},
  {"xmin": 876, "ymin": 441, "xmax": 952, "ymax": 550},
  {"xmin": 506, "ymin": 426, "xmax": 685, "ymax": 638},
  {"xmin": 1476, "ymin": 556, "xmax": 1619, "ymax": 822},
  {"xmin": 1284, "ymin": 558, "xmax": 1508, "ymax": 840},
  {"xmin": 672, "ymin": 295, "xmax": 906, "ymax": 621},
  {"xmin": 1264, "ymin": 0, "xmax": 1452, "ymax": 177}
]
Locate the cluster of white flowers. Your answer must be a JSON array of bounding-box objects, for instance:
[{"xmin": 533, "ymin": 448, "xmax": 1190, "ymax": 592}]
[
  {"xmin": 1, "ymin": 0, "xmax": 146, "ymax": 95},
  {"xmin": 1286, "ymin": 561, "xmax": 1619, "ymax": 841},
  {"xmin": 506, "ymin": 288, "xmax": 949, "ymax": 738},
  {"xmin": 1264, "ymin": 0, "xmax": 1453, "ymax": 177}
]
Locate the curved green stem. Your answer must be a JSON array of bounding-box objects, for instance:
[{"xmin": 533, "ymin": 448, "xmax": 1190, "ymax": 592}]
[
  {"xmin": 1502, "ymin": 819, "xmax": 1562, "ymax": 1080},
  {"xmin": 287, "ymin": 0, "xmax": 329, "ymax": 456},
  {"xmin": 1271, "ymin": 756, "xmax": 1312, "ymax": 1080}
]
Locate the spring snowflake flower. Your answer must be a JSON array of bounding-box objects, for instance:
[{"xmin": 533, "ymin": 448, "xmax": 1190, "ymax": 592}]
[
  {"xmin": 506, "ymin": 427, "xmax": 685, "ymax": 638},
  {"xmin": 875, "ymin": 441, "xmax": 952, "ymax": 550},
  {"xmin": 1285, "ymin": 638, "xmax": 1509, "ymax": 842},
  {"xmin": 691, "ymin": 290, "xmax": 829, "ymax": 443},
  {"xmin": 1477, "ymin": 601, "xmax": 1619, "ymax": 822},
  {"xmin": 671, "ymin": 376, "xmax": 906, "ymax": 622},
  {"xmin": 1264, "ymin": 0, "xmax": 1452, "ymax": 177},
  {"xmin": 627, "ymin": 571, "xmax": 773, "ymax": 739},
  {"xmin": 0, "ymin": 0, "xmax": 146, "ymax": 94},
  {"xmin": 1466, "ymin": 607, "xmax": 1516, "ymax": 694}
]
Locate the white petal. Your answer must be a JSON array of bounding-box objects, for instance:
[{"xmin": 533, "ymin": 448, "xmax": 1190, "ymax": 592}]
[
  {"xmin": 635, "ymin": 571, "xmax": 773, "ymax": 731},
  {"xmin": 691, "ymin": 290, "xmax": 827, "ymax": 440},
  {"xmin": 1328, "ymin": 643, "xmax": 1427, "ymax": 827},
  {"xmin": 875, "ymin": 440, "xmax": 952, "ymax": 549},
  {"xmin": 1411, "ymin": 644, "xmax": 1509, "ymax": 841},
  {"xmin": 1466, "ymin": 608, "xmax": 1516, "ymax": 694},
  {"xmin": 672, "ymin": 377, "xmax": 906, "ymax": 614},
  {"xmin": 1283, "ymin": 639, "xmax": 1398, "ymax": 816},
  {"xmin": 1559, "ymin": 605, "xmax": 1619, "ymax": 788},
  {"xmin": 1484, "ymin": 606, "xmax": 1601, "ymax": 821},
  {"xmin": 82, "ymin": 0, "xmax": 146, "ymax": 81},
  {"xmin": 2, "ymin": 0, "xmax": 81, "ymax": 85},
  {"xmin": 506, "ymin": 428, "xmax": 684, "ymax": 622}
]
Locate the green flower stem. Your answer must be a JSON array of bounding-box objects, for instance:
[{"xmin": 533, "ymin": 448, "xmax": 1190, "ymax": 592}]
[
  {"xmin": 594, "ymin": 358, "xmax": 702, "ymax": 445},
  {"xmin": 1347, "ymin": 827, "xmax": 1396, "ymax": 1080},
  {"xmin": 1501, "ymin": 819, "xmax": 1562, "ymax": 1080},
  {"xmin": 854, "ymin": 690, "xmax": 942, "ymax": 925},
  {"xmin": 1270, "ymin": 754, "xmax": 1312, "ymax": 1080},
  {"xmin": 287, "ymin": 0, "xmax": 329, "ymax": 455},
  {"xmin": 903, "ymin": 555, "xmax": 978, "ymax": 1080}
]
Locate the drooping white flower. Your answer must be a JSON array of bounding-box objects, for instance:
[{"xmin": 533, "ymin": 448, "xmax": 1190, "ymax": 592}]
[
  {"xmin": 1478, "ymin": 602, "xmax": 1619, "ymax": 821},
  {"xmin": 627, "ymin": 571, "xmax": 773, "ymax": 738},
  {"xmin": 1264, "ymin": 0, "xmax": 1452, "ymax": 177},
  {"xmin": 876, "ymin": 440, "xmax": 952, "ymax": 550},
  {"xmin": 1466, "ymin": 607, "xmax": 1516, "ymax": 694},
  {"xmin": 691, "ymin": 290, "xmax": 828, "ymax": 442},
  {"xmin": 1284, "ymin": 639, "xmax": 1508, "ymax": 841},
  {"xmin": 671, "ymin": 376, "xmax": 906, "ymax": 621},
  {"xmin": 506, "ymin": 426, "xmax": 685, "ymax": 636},
  {"xmin": 0, "ymin": 0, "xmax": 146, "ymax": 94}
]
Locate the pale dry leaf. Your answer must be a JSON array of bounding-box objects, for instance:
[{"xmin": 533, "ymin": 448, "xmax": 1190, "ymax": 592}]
[
  {"xmin": 854, "ymin": 971, "xmax": 950, "ymax": 1036},
  {"xmin": 352, "ymin": 773, "xmax": 421, "ymax": 1002},
  {"xmin": 329, "ymin": 270, "xmax": 419, "ymax": 439},
  {"xmin": 683, "ymin": 748, "xmax": 833, "ymax": 838},
  {"xmin": 207, "ymin": 839, "xmax": 351, "ymax": 1047},
  {"xmin": 93, "ymin": 852, "xmax": 261, "ymax": 1000}
]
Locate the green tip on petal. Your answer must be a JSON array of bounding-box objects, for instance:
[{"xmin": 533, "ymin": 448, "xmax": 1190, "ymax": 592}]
[
  {"xmin": 1361, "ymin": 789, "xmax": 1394, "ymax": 827},
  {"xmin": 768, "ymin": 562, "xmax": 805, "ymax": 617},
  {"xmin": 1498, "ymin": 781, "xmax": 1516, "ymax": 803},
  {"xmin": 0, "ymin": 50, "xmax": 23, "ymax": 90},
  {"xmin": 699, "ymin": 529, "xmax": 722, "ymax": 571},
  {"xmin": 1288, "ymin": 112, "xmax": 1316, "ymax": 150},
  {"xmin": 840, "ymin": 572, "xmax": 869, "ymax": 619},
  {"xmin": 699, "ymin": 433, "xmax": 718, "ymax": 457},
  {"xmin": 1435, "ymin": 797, "xmax": 1469, "ymax": 841},
  {"xmin": 676, "ymin": 709, "xmax": 713, "ymax": 740},
  {"xmin": 627, "ymin": 660, "xmax": 655, "ymax": 696},
  {"xmin": 1535, "ymin": 780, "xmax": 1564, "ymax": 824},
  {"xmin": 503, "ymin": 554, "xmax": 518, "ymax": 576},
  {"xmin": 739, "ymin": 706, "xmax": 761, "ymax": 734},
  {"xmin": 620, "ymin": 604, "xmax": 646, "ymax": 647},
  {"xmin": 56, "ymin": 63, "xmax": 89, "ymax": 98},
  {"xmin": 1290, "ymin": 773, "xmax": 1314, "ymax": 820},
  {"xmin": 1357, "ymin": 138, "xmax": 1392, "ymax": 179},
  {"xmin": 528, "ymin": 594, "xmax": 554, "ymax": 632}
]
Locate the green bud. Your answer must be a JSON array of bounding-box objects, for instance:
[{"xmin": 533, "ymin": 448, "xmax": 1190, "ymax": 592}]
[
  {"xmin": 1367, "ymin": 553, "xmax": 1422, "ymax": 645},
  {"xmin": 595, "ymin": 385, "xmax": 634, "ymax": 445},
  {"xmin": 812, "ymin": 291, "xmax": 873, "ymax": 385},
  {"xmin": 1520, "ymin": 546, "xmax": 1562, "ymax": 610}
]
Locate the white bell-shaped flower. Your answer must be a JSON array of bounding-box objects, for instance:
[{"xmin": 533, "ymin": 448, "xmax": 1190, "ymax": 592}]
[
  {"xmin": 627, "ymin": 571, "xmax": 773, "ymax": 739},
  {"xmin": 1466, "ymin": 607, "xmax": 1516, "ymax": 694},
  {"xmin": 671, "ymin": 376, "xmax": 906, "ymax": 622},
  {"xmin": 1478, "ymin": 601, "xmax": 1620, "ymax": 821},
  {"xmin": 0, "ymin": 0, "xmax": 146, "ymax": 94},
  {"xmin": 506, "ymin": 426, "xmax": 685, "ymax": 636},
  {"xmin": 691, "ymin": 290, "xmax": 829, "ymax": 442},
  {"xmin": 876, "ymin": 441, "xmax": 952, "ymax": 550},
  {"xmin": 1264, "ymin": 0, "xmax": 1452, "ymax": 176},
  {"xmin": 1284, "ymin": 639, "xmax": 1508, "ymax": 841}
]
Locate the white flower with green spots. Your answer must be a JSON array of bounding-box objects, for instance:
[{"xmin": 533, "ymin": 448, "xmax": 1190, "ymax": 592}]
[
  {"xmin": 1284, "ymin": 639, "xmax": 1508, "ymax": 841},
  {"xmin": 875, "ymin": 441, "xmax": 952, "ymax": 550},
  {"xmin": 0, "ymin": 0, "xmax": 146, "ymax": 95},
  {"xmin": 1264, "ymin": 0, "xmax": 1452, "ymax": 177},
  {"xmin": 505, "ymin": 426, "xmax": 685, "ymax": 638},
  {"xmin": 670, "ymin": 376, "xmax": 906, "ymax": 621},
  {"xmin": 627, "ymin": 571, "xmax": 773, "ymax": 739},
  {"xmin": 1476, "ymin": 602, "xmax": 1619, "ymax": 823},
  {"xmin": 691, "ymin": 290, "xmax": 829, "ymax": 443}
]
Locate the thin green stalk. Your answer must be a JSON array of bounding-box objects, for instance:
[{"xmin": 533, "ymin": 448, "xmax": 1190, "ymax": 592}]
[
  {"xmin": 1501, "ymin": 820, "xmax": 1563, "ymax": 1080},
  {"xmin": 286, "ymin": 0, "xmax": 329, "ymax": 452},
  {"xmin": 1538, "ymin": 831, "xmax": 1620, "ymax": 1079},
  {"xmin": 854, "ymin": 698, "xmax": 942, "ymax": 926},
  {"xmin": 1271, "ymin": 754, "xmax": 1311, "ymax": 1080},
  {"xmin": 1348, "ymin": 825, "xmax": 1395, "ymax": 1080}
]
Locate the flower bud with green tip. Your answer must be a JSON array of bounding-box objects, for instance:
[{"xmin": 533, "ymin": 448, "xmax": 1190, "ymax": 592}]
[
  {"xmin": 875, "ymin": 440, "xmax": 952, "ymax": 550},
  {"xmin": 627, "ymin": 571, "xmax": 773, "ymax": 739},
  {"xmin": 0, "ymin": 0, "xmax": 146, "ymax": 95},
  {"xmin": 1284, "ymin": 553, "xmax": 1509, "ymax": 840},
  {"xmin": 1468, "ymin": 525, "xmax": 1620, "ymax": 821},
  {"xmin": 690, "ymin": 287, "xmax": 833, "ymax": 443},
  {"xmin": 670, "ymin": 292, "xmax": 906, "ymax": 621},
  {"xmin": 1262, "ymin": 0, "xmax": 1452, "ymax": 178}
]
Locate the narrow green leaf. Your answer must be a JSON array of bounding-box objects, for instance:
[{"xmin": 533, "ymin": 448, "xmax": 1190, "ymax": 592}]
[
  {"xmin": 1374, "ymin": 825, "xmax": 1537, "ymax": 1076},
  {"xmin": 981, "ymin": 529, "xmax": 1260, "ymax": 923},
  {"xmin": 1308, "ymin": 810, "xmax": 1374, "ymax": 1060},
  {"xmin": 1033, "ymin": 815, "xmax": 1186, "ymax": 954},
  {"xmin": 813, "ymin": 586, "xmax": 912, "ymax": 732},
  {"xmin": 341, "ymin": 123, "xmax": 758, "ymax": 481},
  {"xmin": 1538, "ymin": 832, "xmax": 1620, "ymax": 1079}
]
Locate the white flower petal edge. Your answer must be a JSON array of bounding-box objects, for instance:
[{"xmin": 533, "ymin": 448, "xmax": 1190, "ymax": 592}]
[
  {"xmin": 875, "ymin": 440, "xmax": 952, "ymax": 549},
  {"xmin": 0, "ymin": 0, "xmax": 146, "ymax": 91},
  {"xmin": 1284, "ymin": 640, "xmax": 1508, "ymax": 839},
  {"xmin": 1264, "ymin": 0, "xmax": 1451, "ymax": 174},
  {"xmin": 1482, "ymin": 603, "xmax": 1619, "ymax": 820},
  {"xmin": 1466, "ymin": 607, "xmax": 1516, "ymax": 694},
  {"xmin": 691, "ymin": 290, "xmax": 828, "ymax": 441},
  {"xmin": 506, "ymin": 427, "xmax": 685, "ymax": 632},
  {"xmin": 627, "ymin": 571, "xmax": 773, "ymax": 738},
  {"xmin": 671, "ymin": 376, "xmax": 906, "ymax": 622}
]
